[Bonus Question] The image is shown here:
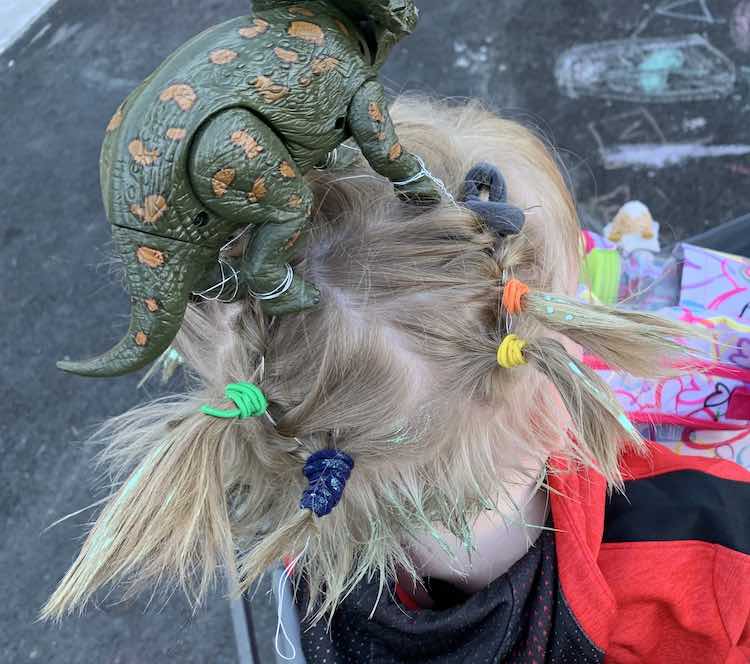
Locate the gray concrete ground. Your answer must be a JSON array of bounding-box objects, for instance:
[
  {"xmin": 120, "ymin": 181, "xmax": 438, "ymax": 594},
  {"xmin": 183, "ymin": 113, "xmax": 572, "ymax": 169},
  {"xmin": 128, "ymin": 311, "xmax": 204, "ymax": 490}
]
[{"xmin": 1, "ymin": 1, "xmax": 748, "ymax": 663}]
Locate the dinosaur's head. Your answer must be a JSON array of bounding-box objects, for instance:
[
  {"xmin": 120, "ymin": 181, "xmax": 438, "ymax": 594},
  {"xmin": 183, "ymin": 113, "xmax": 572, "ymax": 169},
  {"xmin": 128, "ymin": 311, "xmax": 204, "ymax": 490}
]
[
  {"xmin": 332, "ymin": 0, "xmax": 420, "ymax": 68},
  {"xmin": 375, "ymin": 0, "xmax": 419, "ymax": 36}
]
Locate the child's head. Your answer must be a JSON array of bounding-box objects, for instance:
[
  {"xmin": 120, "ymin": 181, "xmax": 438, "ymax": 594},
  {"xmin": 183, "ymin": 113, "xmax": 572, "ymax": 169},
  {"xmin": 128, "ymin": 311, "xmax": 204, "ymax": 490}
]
[{"xmin": 43, "ymin": 97, "xmax": 689, "ymax": 623}]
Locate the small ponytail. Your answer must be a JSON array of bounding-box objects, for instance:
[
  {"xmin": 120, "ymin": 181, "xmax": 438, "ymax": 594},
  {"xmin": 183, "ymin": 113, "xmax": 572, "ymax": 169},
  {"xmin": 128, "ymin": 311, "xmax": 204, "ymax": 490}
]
[
  {"xmin": 42, "ymin": 381, "xmax": 357, "ymax": 622},
  {"xmin": 519, "ymin": 289, "xmax": 695, "ymax": 379},
  {"xmin": 523, "ymin": 339, "xmax": 642, "ymax": 486},
  {"xmin": 496, "ymin": 278, "xmax": 696, "ymax": 486},
  {"xmin": 41, "ymin": 403, "xmax": 240, "ymax": 620}
]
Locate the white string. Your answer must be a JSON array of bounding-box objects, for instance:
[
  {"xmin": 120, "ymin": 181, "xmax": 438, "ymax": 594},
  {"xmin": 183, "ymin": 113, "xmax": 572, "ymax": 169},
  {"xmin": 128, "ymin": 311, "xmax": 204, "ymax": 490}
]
[
  {"xmin": 274, "ymin": 538, "xmax": 310, "ymax": 662},
  {"xmin": 191, "ymin": 258, "xmax": 240, "ymax": 303},
  {"xmin": 391, "ymin": 154, "xmax": 457, "ymax": 206},
  {"xmin": 501, "ymin": 268, "xmax": 514, "ymax": 333},
  {"xmin": 249, "ymin": 264, "xmax": 294, "ymax": 300},
  {"xmin": 264, "ymin": 409, "xmax": 305, "ymax": 447},
  {"xmin": 191, "ymin": 225, "xmax": 254, "ymax": 302},
  {"xmin": 220, "ymin": 224, "xmax": 253, "ymax": 252}
]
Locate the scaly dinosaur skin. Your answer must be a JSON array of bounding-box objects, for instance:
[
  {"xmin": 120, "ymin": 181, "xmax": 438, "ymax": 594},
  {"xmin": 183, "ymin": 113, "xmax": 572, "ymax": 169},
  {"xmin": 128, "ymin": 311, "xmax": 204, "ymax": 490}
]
[{"xmin": 58, "ymin": 1, "xmax": 441, "ymax": 378}]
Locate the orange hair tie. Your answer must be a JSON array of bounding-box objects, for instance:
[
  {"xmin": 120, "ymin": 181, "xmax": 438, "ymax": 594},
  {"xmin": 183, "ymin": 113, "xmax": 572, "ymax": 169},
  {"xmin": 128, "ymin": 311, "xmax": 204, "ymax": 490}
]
[{"xmin": 502, "ymin": 278, "xmax": 530, "ymax": 314}]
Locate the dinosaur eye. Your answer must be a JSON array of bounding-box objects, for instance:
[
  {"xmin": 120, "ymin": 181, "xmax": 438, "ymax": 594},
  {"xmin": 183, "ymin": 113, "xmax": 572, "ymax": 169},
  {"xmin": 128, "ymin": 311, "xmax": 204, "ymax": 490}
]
[{"xmin": 193, "ymin": 211, "xmax": 209, "ymax": 227}]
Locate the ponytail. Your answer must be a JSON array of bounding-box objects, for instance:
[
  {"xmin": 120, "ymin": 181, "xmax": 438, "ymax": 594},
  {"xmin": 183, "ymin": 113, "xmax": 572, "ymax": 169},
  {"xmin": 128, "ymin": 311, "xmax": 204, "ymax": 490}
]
[
  {"xmin": 494, "ymin": 278, "xmax": 696, "ymax": 486},
  {"xmin": 41, "ymin": 402, "xmax": 240, "ymax": 620}
]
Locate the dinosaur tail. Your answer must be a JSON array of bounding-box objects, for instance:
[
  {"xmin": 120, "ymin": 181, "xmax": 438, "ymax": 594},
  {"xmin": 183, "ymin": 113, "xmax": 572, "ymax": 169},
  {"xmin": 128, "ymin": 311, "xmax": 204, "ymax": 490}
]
[{"xmin": 57, "ymin": 226, "xmax": 217, "ymax": 378}]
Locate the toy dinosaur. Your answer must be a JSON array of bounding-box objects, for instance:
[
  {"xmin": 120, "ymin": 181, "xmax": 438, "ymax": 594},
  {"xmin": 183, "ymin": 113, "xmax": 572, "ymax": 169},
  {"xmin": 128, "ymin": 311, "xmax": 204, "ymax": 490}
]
[{"xmin": 58, "ymin": 0, "xmax": 440, "ymax": 378}]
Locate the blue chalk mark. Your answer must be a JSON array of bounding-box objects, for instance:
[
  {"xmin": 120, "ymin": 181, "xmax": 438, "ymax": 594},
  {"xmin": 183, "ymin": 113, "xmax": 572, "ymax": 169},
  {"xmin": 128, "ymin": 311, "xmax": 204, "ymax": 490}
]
[
  {"xmin": 618, "ymin": 413, "xmax": 638, "ymax": 435},
  {"xmin": 564, "ymin": 313, "xmax": 574, "ymax": 321},
  {"xmin": 639, "ymin": 48, "xmax": 685, "ymax": 95},
  {"xmin": 546, "ymin": 305, "xmax": 555, "ymax": 315},
  {"xmin": 568, "ymin": 361, "xmax": 585, "ymax": 378}
]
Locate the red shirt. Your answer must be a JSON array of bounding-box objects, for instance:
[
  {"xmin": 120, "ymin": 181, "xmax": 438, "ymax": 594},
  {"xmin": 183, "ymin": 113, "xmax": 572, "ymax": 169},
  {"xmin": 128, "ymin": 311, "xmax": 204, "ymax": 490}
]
[{"xmin": 550, "ymin": 443, "xmax": 750, "ymax": 663}]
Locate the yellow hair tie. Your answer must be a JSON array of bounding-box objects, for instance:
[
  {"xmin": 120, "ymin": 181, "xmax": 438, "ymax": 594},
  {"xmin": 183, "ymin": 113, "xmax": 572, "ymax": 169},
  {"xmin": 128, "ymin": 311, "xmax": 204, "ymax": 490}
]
[{"xmin": 497, "ymin": 334, "xmax": 527, "ymax": 368}]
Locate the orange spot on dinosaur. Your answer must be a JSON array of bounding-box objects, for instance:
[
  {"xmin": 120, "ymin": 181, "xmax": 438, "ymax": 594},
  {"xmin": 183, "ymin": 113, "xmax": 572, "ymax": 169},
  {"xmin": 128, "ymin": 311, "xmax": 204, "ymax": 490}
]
[
  {"xmin": 211, "ymin": 167, "xmax": 236, "ymax": 197},
  {"xmin": 130, "ymin": 195, "xmax": 168, "ymax": 224},
  {"xmin": 134, "ymin": 331, "xmax": 149, "ymax": 346},
  {"xmin": 288, "ymin": 20, "xmax": 325, "ymax": 45},
  {"xmin": 136, "ymin": 246, "xmax": 165, "ymax": 268},
  {"xmin": 298, "ymin": 76, "xmax": 312, "ymax": 87},
  {"xmin": 247, "ymin": 177, "xmax": 268, "ymax": 203},
  {"xmin": 210, "ymin": 49, "xmax": 239, "ymax": 64},
  {"xmin": 311, "ymin": 57, "xmax": 340, "ymax": 75},
  {"xmin": 165, "ymin": 127, "xmax": 186, "ymax": 140},
  {"xmin": 128, "ymin": 138, "xmax": 160, "ymax": 166},
  {"xmin": 106, "ymin": 104, "xmax": 124, "ymax": 132},
  {"xmin": 159, "ymin": 84, "xmax": 197, "ymax": 111},
  {"xmin": 144, "ymin": 298, "xmax": 160, "ymax": 312},
  {"xmin": 376, "ymin": 131, "xmax": 386, "ymax": 141},
  {"xmin": 368, "ymin": 102, "xmax": 384, "ymax": 123},
  {"xmin": 252, "ymin": 76, "xmax": 290, "ymax": 103},
  {"xmin": 279, "ymin": 161, "xmax": 296, "ymax": 178},
  {"xmin": 239, "ymin": 18, "xmax": 269, "ymax": 38},
  {"xmin": 230, "ymin": 130, "xmax": 264, "ymax": 159},
  {"xmin": 288, "ymin": 194, "xmax": 304, "ymax": 208},
  {"xmin": 388, "ymin": 143, "xmax": 403, "ymax": 161},
  {"xmin": 289, "ymin": 5, "xmax": 314, "ymax": 16},
  {"xmin": 274, "ymin": 47, "xmax": 299, "ymax": 63}
]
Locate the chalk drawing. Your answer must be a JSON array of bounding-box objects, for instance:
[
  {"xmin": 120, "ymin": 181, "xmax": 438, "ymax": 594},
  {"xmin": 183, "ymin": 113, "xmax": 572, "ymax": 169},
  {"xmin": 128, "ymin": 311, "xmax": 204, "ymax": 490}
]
[
  {"xmin": 601, "ymin": 143, "xmax": 750, "ymax": 169},
  {"xmin": 655, "ymin": 0, "xmax": 723, "ymax": 24},
  {"xmin": 589, "ymin": 108, "xmax": 666, "ymax": 157},
  {"xmin": 732, "ymin": 0, "xmax": 750, "ymax": 53},
  {"xmin": 555, "ymin": 34, "xmax": 736, "ymax": 103},
  {"xmin": 639, "ymin": 48, "xmax": 685, "ymax": 95},
  {"xmin": 682, "ymin": 116, "xmax": 707, "ymax": 131}
]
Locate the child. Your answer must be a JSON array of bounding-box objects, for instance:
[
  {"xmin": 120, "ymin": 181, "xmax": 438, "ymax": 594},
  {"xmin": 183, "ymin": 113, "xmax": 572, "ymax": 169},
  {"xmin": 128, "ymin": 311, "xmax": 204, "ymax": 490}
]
[{"xmin": 44, "ymin": 98, "xmax": 750, "ymax": 663}]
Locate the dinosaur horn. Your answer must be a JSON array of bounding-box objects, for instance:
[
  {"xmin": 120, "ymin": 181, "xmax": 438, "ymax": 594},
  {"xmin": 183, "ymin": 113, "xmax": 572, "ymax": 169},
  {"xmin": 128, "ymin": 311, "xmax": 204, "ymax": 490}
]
[{"xmin": 57, "ymin": 226, "xmax": 217, "ymax": 378}]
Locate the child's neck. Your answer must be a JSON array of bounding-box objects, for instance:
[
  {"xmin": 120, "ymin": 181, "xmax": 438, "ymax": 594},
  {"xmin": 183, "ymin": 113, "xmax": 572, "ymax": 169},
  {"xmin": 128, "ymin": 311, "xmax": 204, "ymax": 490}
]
[{"xmin": 403, "ymin": 458, "xmax": 548, "ymax": 604}]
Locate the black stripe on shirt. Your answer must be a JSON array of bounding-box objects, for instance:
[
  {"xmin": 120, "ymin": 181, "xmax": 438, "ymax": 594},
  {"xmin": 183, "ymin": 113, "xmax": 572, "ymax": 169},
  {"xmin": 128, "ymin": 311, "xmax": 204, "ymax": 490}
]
[{"xmin": 603, "ymin": 469, "xmax": 750, "ymax": 554}]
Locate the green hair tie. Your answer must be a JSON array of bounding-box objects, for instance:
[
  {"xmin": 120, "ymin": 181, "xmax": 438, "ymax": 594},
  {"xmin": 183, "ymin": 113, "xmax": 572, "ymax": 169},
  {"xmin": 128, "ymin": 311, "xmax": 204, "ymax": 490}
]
[{"xmin": 201, "ymin": 382, "xmax": 268, "ymax": 419}]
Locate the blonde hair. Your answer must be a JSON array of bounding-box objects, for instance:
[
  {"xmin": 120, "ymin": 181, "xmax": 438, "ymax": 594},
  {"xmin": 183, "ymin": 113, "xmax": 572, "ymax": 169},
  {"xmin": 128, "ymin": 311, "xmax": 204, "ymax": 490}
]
[{"xmin": 43, "ymin": 97, "xmax": 691, "ymax": 624}]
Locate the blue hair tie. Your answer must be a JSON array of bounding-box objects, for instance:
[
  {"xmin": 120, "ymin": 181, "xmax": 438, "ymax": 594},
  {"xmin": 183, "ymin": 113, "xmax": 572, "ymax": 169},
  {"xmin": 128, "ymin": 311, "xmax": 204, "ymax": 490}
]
[
  {"xmin": 461, "ymin": 162, "xmax": 525, "ymax": 237},
  {"xmin": 300, "ymin": 449, "xmax": 354, "ymax": 517}
]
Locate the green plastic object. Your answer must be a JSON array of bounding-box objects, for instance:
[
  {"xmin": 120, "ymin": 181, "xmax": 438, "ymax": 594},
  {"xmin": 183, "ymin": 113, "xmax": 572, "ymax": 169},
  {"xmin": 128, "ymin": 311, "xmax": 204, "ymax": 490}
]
[
  {"xmin": 58, "ymin": 1, "xmax": 440, "ymax": 378},
  {"xmin": 201, "ymin": 382, "xmax": 268, "ymax": 419},
  {"xmin": 581, "ymin": 248, "xmax": 622, "ymax": 305}
]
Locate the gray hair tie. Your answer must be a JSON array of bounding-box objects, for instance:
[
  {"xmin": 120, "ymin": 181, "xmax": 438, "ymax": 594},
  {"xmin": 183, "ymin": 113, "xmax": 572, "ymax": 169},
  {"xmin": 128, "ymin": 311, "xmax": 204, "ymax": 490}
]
[{"xmin": 461, "ymin": 162, "xmax": 525, "ymax": 236}]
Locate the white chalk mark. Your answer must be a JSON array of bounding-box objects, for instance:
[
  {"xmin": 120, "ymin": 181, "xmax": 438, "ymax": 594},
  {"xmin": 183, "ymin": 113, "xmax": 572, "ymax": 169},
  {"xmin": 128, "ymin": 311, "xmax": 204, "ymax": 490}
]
[
  {"xmin": 589, "ymin": 108, "xmax": 666, "ymax": 158},
  {"xmin": 655, "ymin": 0, "xmax": 723, "ymax": 24},
  {"xmin": 29, "ymin": 23, "xmax": 51, "ymax": 46},
  {"xmin": 601, "ymin": 143, "xmax": 750, "ymax": 169},
  {"xmin": 555, "ymin": 34, "xmax": 735, "ymax": 103},
  {"xmin": 682, "ymin": 116, "xmax": 707, "ymax": 131},
  {"xmin": 0, "ymin": 0, "xmax": 58, "ymax": 55},
  {"xmin": 47, "ymin": 22, "xmax": 83, "ymax": 50}
]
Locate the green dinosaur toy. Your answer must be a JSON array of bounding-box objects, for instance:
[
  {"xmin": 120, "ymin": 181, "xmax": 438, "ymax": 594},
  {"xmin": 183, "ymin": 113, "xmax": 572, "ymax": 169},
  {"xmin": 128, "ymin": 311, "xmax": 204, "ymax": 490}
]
[{"xmin": 58, "ymin": 0, "xmax": 441, "ymax": 378}]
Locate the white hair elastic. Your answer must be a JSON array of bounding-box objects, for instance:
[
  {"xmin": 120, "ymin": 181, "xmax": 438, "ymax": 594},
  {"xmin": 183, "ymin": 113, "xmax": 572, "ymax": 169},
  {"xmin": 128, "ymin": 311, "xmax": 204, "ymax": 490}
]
[
  {"xmin": 391, "ymin": 154, "xmax": 457, "ymax": 206},
  {"xmin": 248, "ymin": 264, "xmax": 294, "ymax": 301},
  {"xmin": 191, "ymin": 258, "xmax": 240, "ymax": 303}
]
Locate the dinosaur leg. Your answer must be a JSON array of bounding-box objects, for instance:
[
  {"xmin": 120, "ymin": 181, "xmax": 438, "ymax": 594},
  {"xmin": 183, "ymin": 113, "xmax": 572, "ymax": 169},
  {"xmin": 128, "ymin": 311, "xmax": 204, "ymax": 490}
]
[
  {"xmin": 348, "ymin": 79, "xmax": 442, "ymax": 204},
  {"xmin": 189, "ymin": 108, "xmax": 319, "ymax": 314}
]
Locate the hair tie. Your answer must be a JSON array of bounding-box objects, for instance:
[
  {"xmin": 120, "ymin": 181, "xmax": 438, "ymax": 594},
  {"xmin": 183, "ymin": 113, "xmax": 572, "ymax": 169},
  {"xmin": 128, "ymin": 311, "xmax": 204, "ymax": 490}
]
[
  {"xmin": 461, "ymin": 162, "xmax": 525, "ymax": 237},
  {"xmin": 201, "ymin": 382, "xmax": 268, "ymax": 419},
  {"xmin": 300, "ymin": 449, "xmax": 354, "ymax": 517},
  {"xmin": 502, "ymin": 278, "xmax": 530, "ymax": 315},
  {"xmin": 497, "ymin": 334, "xmax": 527, "ymax": 368}
]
